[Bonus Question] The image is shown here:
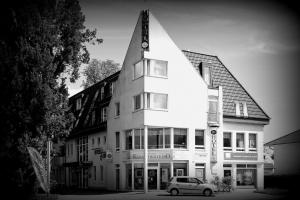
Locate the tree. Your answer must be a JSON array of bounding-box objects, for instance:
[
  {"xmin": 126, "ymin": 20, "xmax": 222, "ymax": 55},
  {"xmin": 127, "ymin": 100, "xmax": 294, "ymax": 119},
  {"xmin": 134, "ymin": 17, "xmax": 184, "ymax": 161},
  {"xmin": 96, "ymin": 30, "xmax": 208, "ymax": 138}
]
[
  {"xmin": 82, "ymin": 59, "xmax": 120, "ymax": 88},
  {"xmin": 0, "ymin": 0, "xmax": 101, "ymax": 198}
]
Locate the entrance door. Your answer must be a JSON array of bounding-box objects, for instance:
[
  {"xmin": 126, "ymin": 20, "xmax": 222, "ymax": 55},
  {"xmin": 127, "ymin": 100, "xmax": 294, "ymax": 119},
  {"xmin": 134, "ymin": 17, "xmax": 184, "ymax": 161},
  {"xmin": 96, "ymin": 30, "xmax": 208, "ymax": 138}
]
[
  {"xmin": 148, "ymin": 169, "xmax": 157, "ymax": 190},
  {"xmin": 116, "ymin": 168, "xmax": 120, "ymax": 191}
]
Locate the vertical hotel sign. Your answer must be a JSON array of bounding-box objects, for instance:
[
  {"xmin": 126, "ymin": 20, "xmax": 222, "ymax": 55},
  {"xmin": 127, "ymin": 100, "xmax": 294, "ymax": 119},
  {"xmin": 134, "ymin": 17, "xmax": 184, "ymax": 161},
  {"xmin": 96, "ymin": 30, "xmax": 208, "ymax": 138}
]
[{"xmin": 211, "ymin": 130, "xmax": 217, "ymax": 162}]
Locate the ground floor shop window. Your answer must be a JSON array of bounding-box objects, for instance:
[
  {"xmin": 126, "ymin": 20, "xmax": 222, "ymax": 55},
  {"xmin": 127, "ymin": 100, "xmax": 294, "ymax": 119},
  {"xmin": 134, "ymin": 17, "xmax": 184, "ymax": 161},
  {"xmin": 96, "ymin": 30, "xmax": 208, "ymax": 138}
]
[
  {"xmin": 174, "ymin": 163, "xmax": 187, "ymax": 176},
  {"xmin": 160, "ymin": 163, "xmax": 170, "ymax": 189},
  {"xmin": 236, "ymin": 164, "xmax": 257, "ymax": 186},
  {"xmin": 195, "ymin": 163, "xmax": 205, "ymax": 181}
]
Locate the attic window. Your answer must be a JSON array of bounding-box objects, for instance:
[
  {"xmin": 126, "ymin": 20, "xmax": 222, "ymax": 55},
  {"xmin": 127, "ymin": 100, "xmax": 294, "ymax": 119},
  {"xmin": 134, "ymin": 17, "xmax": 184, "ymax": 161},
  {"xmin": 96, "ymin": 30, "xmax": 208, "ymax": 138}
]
[
  {"xmin": 200, "ymin": 62, "xmax": 211, "ymax": 86},
  {"xmin": 242, "ymin": 102, "xmax": 248, "ymax": 118},
  {"xmin": 76, "ymin": 98, "xmax": 82, "ymax": 110},
  {"xmin": 235, "ymin": 101, "xmax": 241, "ymax": 117}
]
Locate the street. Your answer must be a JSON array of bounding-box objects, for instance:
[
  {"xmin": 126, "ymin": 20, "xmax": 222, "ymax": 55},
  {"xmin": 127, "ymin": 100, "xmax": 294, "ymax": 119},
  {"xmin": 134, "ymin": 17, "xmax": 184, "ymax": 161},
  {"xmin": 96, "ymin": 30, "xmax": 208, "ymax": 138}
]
[{"xmin": 57, "ymin": 189, "xmax": 288, "ymax": 200}]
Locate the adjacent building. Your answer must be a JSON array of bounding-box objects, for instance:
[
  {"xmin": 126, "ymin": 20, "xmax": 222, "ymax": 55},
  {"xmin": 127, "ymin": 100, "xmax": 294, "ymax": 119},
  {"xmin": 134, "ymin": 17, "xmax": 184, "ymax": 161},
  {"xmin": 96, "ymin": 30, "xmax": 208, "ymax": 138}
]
[
  {"xmin": 64, "ymin": 10, "xmax": 270, "ymax": 191},
  {"xmin": 265, "ymin": 129, "xmax": 300, "ymax": 176}
]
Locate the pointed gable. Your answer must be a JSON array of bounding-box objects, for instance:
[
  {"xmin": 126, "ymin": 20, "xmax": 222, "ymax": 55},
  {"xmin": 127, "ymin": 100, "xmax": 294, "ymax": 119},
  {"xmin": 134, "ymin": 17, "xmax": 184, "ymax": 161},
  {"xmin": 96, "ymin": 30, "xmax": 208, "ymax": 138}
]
[{"xmin": 183, "ymin": 50, "xmax": 270, "ymax": 122}]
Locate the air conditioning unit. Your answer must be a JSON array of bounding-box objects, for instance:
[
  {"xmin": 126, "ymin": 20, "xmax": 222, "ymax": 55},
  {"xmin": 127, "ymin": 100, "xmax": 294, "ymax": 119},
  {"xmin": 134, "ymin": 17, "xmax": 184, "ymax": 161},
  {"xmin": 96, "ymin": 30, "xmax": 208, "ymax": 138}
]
[{"xmin": 106, "ymin": 151, "xmax": 113, "ymax": 159}]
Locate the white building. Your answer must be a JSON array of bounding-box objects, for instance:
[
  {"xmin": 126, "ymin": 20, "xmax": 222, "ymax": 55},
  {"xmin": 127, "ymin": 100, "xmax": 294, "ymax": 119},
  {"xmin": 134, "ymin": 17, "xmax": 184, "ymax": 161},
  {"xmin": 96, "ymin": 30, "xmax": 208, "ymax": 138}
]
[{"xmin": 64, "ymin": 10, "xmax": 270, "ymax": 191}]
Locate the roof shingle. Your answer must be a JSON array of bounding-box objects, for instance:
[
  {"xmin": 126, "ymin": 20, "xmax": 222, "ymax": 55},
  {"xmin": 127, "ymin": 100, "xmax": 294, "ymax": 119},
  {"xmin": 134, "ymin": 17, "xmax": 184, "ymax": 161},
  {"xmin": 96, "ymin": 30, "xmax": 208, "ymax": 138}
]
[{"xmin": 182, "ymin": 50, "xmax": 270, "ymax": 121}]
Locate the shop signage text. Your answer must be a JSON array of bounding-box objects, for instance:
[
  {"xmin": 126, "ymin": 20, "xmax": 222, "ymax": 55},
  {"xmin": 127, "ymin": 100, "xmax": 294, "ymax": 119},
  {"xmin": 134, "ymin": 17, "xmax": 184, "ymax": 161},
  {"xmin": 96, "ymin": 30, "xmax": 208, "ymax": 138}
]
[
  {"xmin": 130, "ymin": 151, "xmax": 173, "ymax": 161},
  {"xmin": 211, "ymin": 133, "xmax": 217, "ymax": 162},
  {"xmin": 224, "ymin": 152, "xmax": 258, "ymax": 160}
]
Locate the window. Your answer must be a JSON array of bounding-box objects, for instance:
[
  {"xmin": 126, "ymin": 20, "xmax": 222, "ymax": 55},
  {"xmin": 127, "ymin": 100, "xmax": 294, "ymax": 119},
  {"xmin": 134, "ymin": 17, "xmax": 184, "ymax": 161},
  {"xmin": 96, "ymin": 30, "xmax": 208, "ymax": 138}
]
[
  {"xmin": 148, "ymin": 128, "xmax": 163, "ymax": 149},
  {"xmin": 177, "ymin": 178, "xmax": 188, "ymax": 183},
  {"xmin": 242, "ymin": 102, "xmax": 248, "ymax": 117},
  {"xmin": 208, "ymin": 99, "xmax": 218, "ymax": 123},
  {"xmin": 115, "ymin": 102, "xmax": 120, "ymax": 116},
  {"xmin": 133, "ymin": 94, "xmax": 142, "ymax": 111},
  {"xmin": 91, "ymin": 110, "xmax": 95, "ymax": 125},
  {"xmin": 94, "ymin": 166, "xmax": 96, "ymax": 180},
  {"xmin": 77, "ymin": 136, "xmax": 88, "ymax": 162},
  {"xmin": 76, "ymin": 98, "xmax": 82, "ymax": 110},
  {"xmin": 249, "ymin": 133, "xmax": 257, "ymax": 151},
  {"xmin": 100, "ymin": 86, "xmax": 104, "ymax": 100},
  {"xmin": 148, "ymin": 128, "xmax": 170, "ymax": 149},
  {"xmin": 236, "ymin": 133, "xmax": 245, "ymax": 151},
  {"xmin": 109, "ymin": 82, "xmax": 114, "ymax": 96},
  {"xmin": 97, "ymin": 137, "xmax": 100, "ymax": 145},
  {"xmin": 146, "ymin": 93, "xmax": 168, "ymax": 110},
  {"xmin": 133, "ymin": 60, "xmax": 143, "ymax": 79},
  {"xmin": 70, "ymin": 143, "xmax": 73, "ymax": 155},
  {"xmin": 223, "ymin": 132, "xmax": 232, "ymax": 151},
  {"xmin": 195, "ymin": 129, "xmax": 204, "ymax": 149},
  {"xmin": 174, "ymin": 128, "xmax": 187, "ymax": 149},
  {"xmin": 104, "ymin": 136, "xmax": 106, "ymax": 144},
  {"xmin": 125, "ymin": 130, "xmax": 133, "ymax": 150},
  {"xmin": 100, "ymin": 165, "xmax": 104, "ymax": 181},
  {"xmin": 147, "ymin": 59, "xmax": 168, "ymax": 77},
  {"xmin": 235, "ymin": 101, "xmax": 241, "ymax": 117},
  {"xmin": 92, "ymin": 137, "xmax": 94, "ymax": 146},
  {"xmin": 165, "ymin": 128, "xmax": 170, "ymax": 148},
  {"xmin": 134, "ymin": 129, "xmax": 144, "ymax": 149},
  {"xmin": 101, "ymin": 107, "xmax": 107, "ymax": 122},
  {"xmin": 116, "ymin": 132, "xmax": 120, "ymax": 151}
]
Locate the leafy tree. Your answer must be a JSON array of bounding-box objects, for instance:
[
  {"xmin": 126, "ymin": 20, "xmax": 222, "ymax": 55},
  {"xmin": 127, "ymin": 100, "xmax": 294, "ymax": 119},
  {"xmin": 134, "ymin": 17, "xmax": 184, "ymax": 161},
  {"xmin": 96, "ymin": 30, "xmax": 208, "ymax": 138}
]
[
  {"xmin": 82, "ymin": 59, "xmax": 120, "ymax": 88},
  {"xmin": 0, "ymin": 0, "xmax": 101, "ymax": 198}
]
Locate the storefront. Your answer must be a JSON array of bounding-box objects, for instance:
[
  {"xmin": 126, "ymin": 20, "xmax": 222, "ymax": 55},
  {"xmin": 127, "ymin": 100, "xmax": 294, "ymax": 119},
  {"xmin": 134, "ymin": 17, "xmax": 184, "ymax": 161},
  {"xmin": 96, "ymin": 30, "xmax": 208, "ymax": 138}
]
[{"xmin": 125, "ymin": 150, "xmax": 188, "ymax": 190}]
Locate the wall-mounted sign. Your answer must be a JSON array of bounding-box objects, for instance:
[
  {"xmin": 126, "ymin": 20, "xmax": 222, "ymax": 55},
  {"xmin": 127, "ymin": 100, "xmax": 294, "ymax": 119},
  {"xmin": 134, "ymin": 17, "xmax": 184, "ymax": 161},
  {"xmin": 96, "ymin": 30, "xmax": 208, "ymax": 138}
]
[
  {"xmin": 224, "ymin": 152, "xmax": 258, "ymax": 160},
  {"xmin": 211, "ymin": 131, "xmax": 217, "ymax": 163},
  {"xmin": 129, "ymin": 150, "xmax": 173, "ymax": 161}
]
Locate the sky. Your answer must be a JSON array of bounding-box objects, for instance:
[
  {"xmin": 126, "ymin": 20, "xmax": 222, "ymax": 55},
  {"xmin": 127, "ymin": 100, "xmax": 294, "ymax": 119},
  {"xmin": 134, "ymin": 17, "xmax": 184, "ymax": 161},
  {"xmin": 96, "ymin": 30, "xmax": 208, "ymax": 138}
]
[{"xmin": 67, "ymin": 0, "xmax": 300, "ymax": 143}]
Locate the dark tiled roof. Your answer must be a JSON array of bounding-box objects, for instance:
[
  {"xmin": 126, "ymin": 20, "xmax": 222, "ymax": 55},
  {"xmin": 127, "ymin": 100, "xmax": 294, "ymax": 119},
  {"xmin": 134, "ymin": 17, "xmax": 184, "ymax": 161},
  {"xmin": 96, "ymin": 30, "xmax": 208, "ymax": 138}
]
[
  {"xmin": 68, "ymin": 71, "xmax": 120, "ymax": 138},
  {"xmin": 182, "ymin": 50, "xmax": 270, "ymax": 121},
  {"xmin": 265, "ymin": 129, "xmax": 300, "ymax": 146}
]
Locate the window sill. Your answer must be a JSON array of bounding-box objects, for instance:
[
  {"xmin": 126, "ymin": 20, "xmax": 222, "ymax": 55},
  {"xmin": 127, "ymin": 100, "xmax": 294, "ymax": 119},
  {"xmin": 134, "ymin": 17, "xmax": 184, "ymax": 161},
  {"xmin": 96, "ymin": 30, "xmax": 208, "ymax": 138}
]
[
  {"xmin": 145, "ymin": 108, "xmax": 168, "ymax": 112},
  {"xmin": 114, "ymin": 115, "xmax": 120, "ymax": 119},
  {"xmin": 146, "ymin": 75, "xmax": 168, "ymax": 79}
]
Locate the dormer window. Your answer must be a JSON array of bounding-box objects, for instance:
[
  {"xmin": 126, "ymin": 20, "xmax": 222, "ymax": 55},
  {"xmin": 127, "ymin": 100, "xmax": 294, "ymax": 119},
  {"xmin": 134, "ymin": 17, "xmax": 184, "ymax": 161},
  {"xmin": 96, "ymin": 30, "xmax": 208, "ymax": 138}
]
[
  {"xmin": 100, "ymin": 86, "xmax": 104, "ymax": 100},
  {"xmin": 235, "ymin": 101, "xmax": 241, "ymax": 117},
  {"xmin": 242, "ymin": 102, "xmax": 248, "ymax": 118},
  {"xmin": 76, "ymin": 98, "xmax": 82, "ymax": 110},
  {"xmin": 109, "ymin": 82, "xmax": 114, "ymax": 96},
  {"xmin": 200, "ymin": 62, "xmax": 211, "ymax": 86}
]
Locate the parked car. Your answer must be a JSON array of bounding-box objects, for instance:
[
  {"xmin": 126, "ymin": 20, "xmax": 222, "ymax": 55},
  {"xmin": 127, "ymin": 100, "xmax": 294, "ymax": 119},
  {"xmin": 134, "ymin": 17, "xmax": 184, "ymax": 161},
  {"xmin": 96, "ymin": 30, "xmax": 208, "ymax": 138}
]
[{"xmin": 167, "ymin": 176, "xmax": 217, "ymax": 196}]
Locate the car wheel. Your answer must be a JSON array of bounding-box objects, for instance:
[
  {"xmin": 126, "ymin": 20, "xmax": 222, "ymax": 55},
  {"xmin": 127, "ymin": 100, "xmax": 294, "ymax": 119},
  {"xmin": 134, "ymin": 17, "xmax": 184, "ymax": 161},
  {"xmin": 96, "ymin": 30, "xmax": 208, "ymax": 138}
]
[
  {"xmin": 170, "ymin": 189, "xmax": 179, "ymax": 196},
  {"xmin": 203, "ymin": 189, "xmax": 212, "ymax": 197}
]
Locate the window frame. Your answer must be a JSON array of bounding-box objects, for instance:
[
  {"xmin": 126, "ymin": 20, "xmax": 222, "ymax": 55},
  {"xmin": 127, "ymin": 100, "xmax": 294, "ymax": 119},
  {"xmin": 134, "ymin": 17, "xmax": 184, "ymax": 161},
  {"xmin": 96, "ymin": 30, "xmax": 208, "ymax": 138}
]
[
  {"xmin": 147, "ymin": 59, "xmax": 168, "ymax": 78},
  {"xmin": 249, "ymin": 133, "xmax": 257, "ymax": 151},
  {"xmin": 195, "ymin": 129, "xmax": 205, "ymax": 149},
  {"xmin": 133, "ymin": 93, "xmax": 143, "ymax": 111},
  {"xmin": 133, "ymin": 60, "xmax": 144, "ymax": 80},
  {"xmin": 145, "ymin": 92, "xmax": 168, "ymax": 111},
  {"xmin": 174, "ymin": 128, "xmax": 188, "ymax": 149},
  {"xmin": 116, "ymin": 132, "xmax": 120, "ymax": 152},
  {"xmin": 223, "ymin": 132, "xmax": 232, "ymax": 151},
  {"xmin": 236, "ymin": 132, "xmax": 245, "ymax": 151}
]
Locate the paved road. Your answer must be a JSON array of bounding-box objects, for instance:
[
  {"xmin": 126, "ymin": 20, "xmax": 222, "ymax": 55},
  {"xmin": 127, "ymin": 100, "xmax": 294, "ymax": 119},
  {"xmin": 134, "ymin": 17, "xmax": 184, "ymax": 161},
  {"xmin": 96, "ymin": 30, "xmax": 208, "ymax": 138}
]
[{"xmin": 57, "ymin": 189, "xmax": 287, "ymax": 200}]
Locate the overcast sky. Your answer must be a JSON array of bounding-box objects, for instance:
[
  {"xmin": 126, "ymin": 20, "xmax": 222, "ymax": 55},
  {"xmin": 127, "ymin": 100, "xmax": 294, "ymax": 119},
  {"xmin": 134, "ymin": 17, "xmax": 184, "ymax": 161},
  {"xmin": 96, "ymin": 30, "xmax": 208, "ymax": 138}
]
[{"xmin": 68, "ymin": 0, "xmax": 300, "ymax": 143}]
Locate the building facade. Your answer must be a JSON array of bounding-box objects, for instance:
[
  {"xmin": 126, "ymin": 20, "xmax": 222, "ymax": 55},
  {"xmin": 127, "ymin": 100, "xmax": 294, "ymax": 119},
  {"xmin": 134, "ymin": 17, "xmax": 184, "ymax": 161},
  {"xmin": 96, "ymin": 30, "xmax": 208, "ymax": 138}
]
[
  {"xmin": 64, "ymin": 10, "xmax": 270, "ymax": 191},
  {"xmin": 265, "ymin": 129, "xmax": 300, "ymax": 176}
]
